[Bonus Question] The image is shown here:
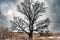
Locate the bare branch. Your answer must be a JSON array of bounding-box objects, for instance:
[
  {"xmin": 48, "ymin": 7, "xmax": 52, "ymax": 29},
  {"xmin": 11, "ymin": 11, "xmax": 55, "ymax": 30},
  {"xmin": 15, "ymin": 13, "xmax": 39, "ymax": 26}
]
[
  {"xmin": 17, "ymin": 5, "xmax": 24, "ymax": 13},
  {"xmin": 35, "ymin": 18, "xmax": 50, "ymax": 31},
  {"xmin": 30, "ymin": 2, "xmax": 47, "ymax": 23},
  {"xmin": 10, "ymin": 16, "xmax": 29, "ymax": 33},
  {"xmin": 33, "ymin": 2, "xmax": 47, "ymax": 18},
  {"xmin": 19, "ymin": 25, "xmax": 29, "ymax": 34}
]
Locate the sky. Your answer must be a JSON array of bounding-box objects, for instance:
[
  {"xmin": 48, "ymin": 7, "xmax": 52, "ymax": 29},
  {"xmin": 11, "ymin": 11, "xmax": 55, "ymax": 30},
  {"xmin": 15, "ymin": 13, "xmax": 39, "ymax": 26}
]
[
  {"xmin": 48, "ymin": 0, "xmax": 60, "ymax": 32},
  {"xmin": 0, "ymin": 0, "xmax": 60, "ymax": 33}
]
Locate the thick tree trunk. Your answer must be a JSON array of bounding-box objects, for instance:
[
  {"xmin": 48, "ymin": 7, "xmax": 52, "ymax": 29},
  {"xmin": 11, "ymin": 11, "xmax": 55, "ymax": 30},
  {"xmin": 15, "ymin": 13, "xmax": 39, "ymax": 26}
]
[
  {"xmin": 29, "ymin": 24, "xmax": 33, "ymax": 40},
  {"xmin": 29, "ymin": 37, "xmax": 33, "ymax": 40},
  {"xmin": 28, "ymin": 17, "xmax": 34, "ymax": 40},
  {"xmin": 29, "ymin": 33, "xmax": 33, "ymax": 40}
]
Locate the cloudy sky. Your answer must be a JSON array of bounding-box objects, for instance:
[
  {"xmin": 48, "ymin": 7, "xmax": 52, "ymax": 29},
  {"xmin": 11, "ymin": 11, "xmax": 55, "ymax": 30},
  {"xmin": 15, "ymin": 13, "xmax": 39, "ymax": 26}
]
[{"xmin": 0, "ymin": 0, "xmax": 60, "ymax": 32}]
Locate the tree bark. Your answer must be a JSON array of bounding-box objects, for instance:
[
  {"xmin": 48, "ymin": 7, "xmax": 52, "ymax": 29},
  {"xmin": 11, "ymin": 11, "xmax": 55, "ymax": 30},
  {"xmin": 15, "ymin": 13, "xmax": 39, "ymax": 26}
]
[
  {"xmin": 29, "ymin": 22, "xmax": 33, "ymax": 40},
  {"xmin": 29, "ymin": 24, "xmax": 33, "ymax": 40},
  {"xmin": 28, "ymin": 16, "xmax": 34, "ymax": 40},
  {"xmin": 29, "ymin": 33, "xmax": 33, "ymax": 40}
]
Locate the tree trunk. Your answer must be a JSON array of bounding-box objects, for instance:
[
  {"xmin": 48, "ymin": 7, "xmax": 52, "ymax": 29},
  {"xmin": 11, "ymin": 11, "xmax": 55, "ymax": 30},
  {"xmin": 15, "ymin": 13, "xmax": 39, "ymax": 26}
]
[
  {"xmin": 29, "ymin": 33, "xmax": 33, "ymax": 40},
  {"xmin": 28, "ymin": 18, "xmax": 34, "ymax": 40},
  {"xmin": 29, "ymin": 37, "xmax": 33, "ymax": 40}
]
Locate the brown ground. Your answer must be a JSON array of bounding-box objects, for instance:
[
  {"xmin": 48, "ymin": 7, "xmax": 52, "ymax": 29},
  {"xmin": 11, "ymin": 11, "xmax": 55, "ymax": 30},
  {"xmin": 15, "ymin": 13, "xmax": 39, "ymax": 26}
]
[{"xmin": 0, "ymin": 29, "xmax": 60, "ymax": 40}]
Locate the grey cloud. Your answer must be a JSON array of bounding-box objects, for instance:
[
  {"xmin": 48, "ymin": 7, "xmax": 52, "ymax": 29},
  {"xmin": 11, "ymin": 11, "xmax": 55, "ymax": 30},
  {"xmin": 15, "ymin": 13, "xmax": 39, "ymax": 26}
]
[
  {"xmin": 0, "ymin": 0, "xmax": 23, "ymax": 30},
  {"xmin": 0, "ymin": 0, "xmax": 17, "ymax": 29},
  {"xmin": 48, "ymin": 0, "xmax": 60, "ymax": 32},
  {"xmin": 0, "ymin": 8, "xmax": 7, "ymax": 28}
]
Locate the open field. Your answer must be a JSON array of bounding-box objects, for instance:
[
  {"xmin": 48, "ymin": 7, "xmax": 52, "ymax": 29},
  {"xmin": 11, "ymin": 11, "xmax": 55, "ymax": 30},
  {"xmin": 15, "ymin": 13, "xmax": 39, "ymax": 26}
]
[{"xmin": 0, "ymin": 29, "xmax": 60, "ymax": 40}]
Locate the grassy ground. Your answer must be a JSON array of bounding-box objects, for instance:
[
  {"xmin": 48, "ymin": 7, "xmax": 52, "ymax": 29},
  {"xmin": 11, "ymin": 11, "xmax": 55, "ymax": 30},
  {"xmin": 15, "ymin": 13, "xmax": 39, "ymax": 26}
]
[{"xmin": 0, "ymin": 29, "xmax": 60, "ymax": 40}]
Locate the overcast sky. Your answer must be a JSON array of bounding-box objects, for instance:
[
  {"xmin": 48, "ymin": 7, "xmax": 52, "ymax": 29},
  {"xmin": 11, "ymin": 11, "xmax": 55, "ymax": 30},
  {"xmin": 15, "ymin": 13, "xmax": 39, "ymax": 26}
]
[{"xmin": 0, "ymin": 0, "xmax": 60, "ymax": 33}]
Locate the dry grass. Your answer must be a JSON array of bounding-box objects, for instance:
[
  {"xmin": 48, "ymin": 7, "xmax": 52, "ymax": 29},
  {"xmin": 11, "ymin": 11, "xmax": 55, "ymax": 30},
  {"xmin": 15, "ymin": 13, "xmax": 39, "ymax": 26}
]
[{"xmin": 0, "ymin": 29, "xmax": 60, "ymax": 40}]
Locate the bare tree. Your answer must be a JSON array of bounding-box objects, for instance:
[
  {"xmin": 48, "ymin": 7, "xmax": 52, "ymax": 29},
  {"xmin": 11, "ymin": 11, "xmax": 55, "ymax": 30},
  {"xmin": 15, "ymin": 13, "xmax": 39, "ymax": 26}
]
[{"xmin": 10, "ymin": 0, "xmax": 50, "ymax": 40}]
